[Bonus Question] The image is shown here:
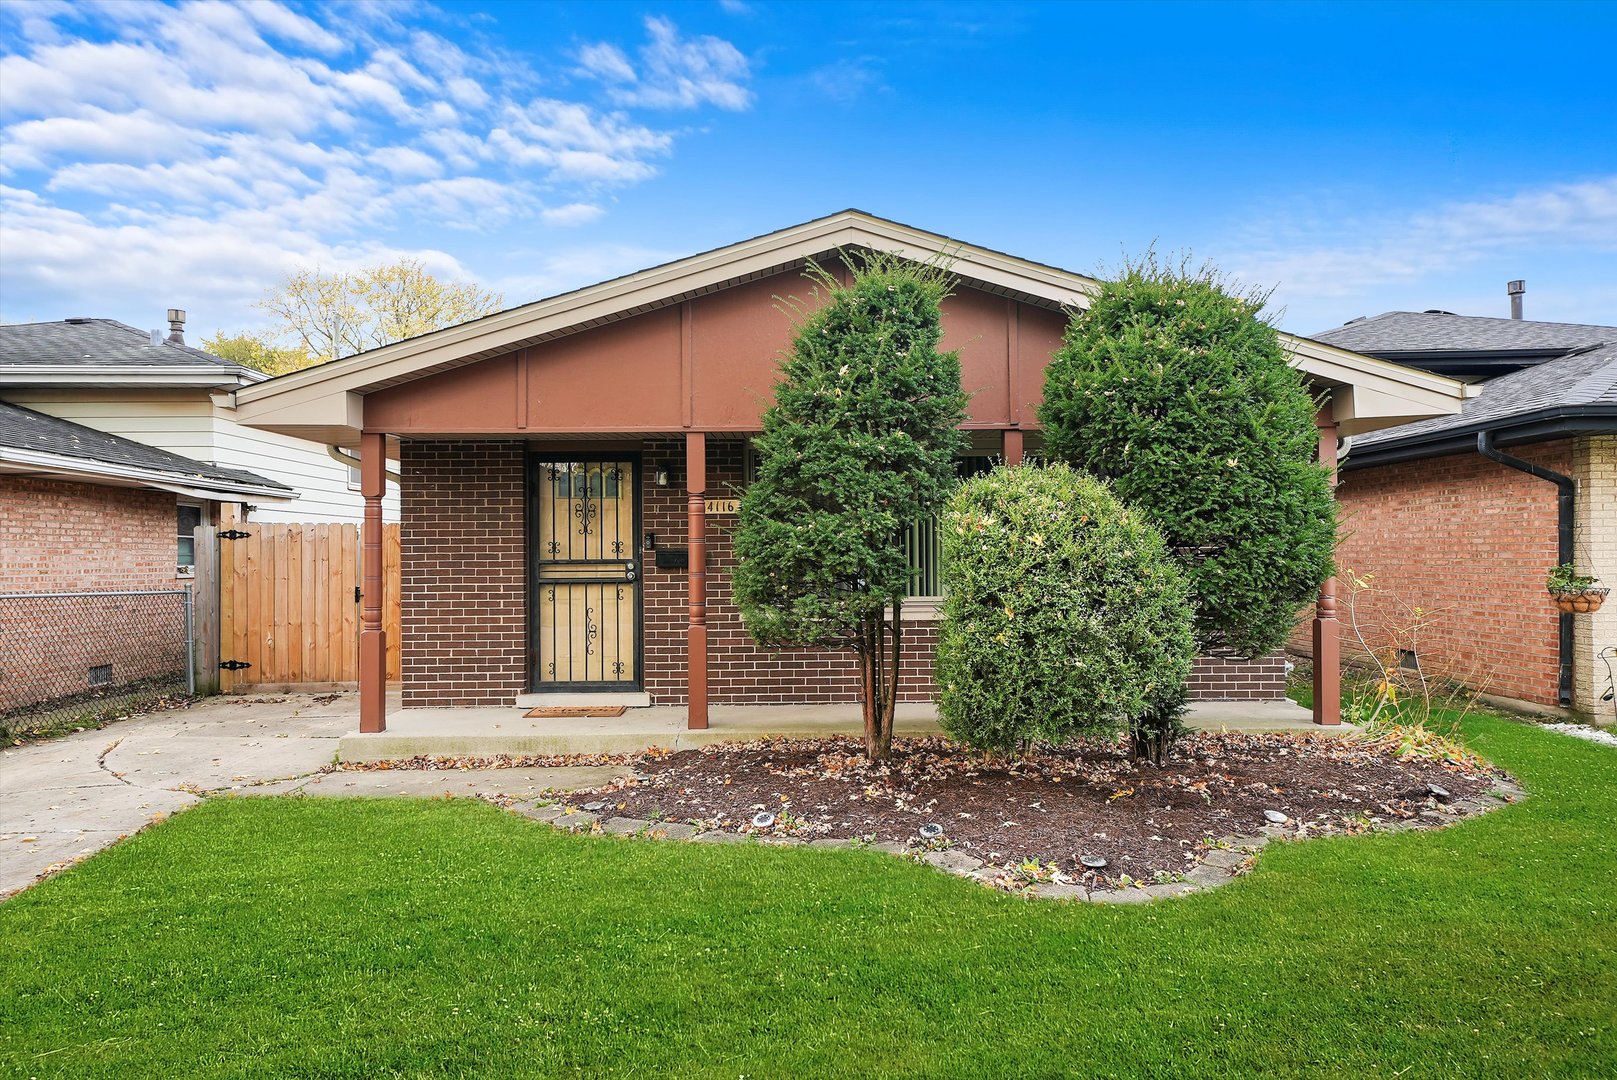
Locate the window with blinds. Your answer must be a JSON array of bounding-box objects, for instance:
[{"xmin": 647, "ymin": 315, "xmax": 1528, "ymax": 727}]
[{"xmin": 905, "ymin": 455, "xmax": 997, "ymax": 598}]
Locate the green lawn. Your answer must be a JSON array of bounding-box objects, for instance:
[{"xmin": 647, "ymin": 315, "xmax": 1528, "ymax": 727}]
[{"xmin": 3, "ymin": 715, "xmax": 1613, "ymax": 1079}]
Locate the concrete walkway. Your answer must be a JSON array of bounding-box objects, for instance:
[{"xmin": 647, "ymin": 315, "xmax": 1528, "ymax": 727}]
[{"xmin": 0, "ymin": 692, "xmax": 631, "ymax": 899}]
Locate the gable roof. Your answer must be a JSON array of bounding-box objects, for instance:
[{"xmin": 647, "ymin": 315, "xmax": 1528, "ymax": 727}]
[
  {"xmin": 231, "ymin": 209, "xmax": 1467, "ymax": 444},
  {"xmin": 0, "ymin": 401, "xmax": 293, "ymax": 500},
  {"xmin": 1344, "ymin": 342, "xmax": 1617, "ymax": 468},
  {"xmin": 1314, "ymin": 311, "xmax": 1616, "ymax": 376},
  {"xmin": 0, "ymin": 318, "xmax": 269, "ymax": 388}
]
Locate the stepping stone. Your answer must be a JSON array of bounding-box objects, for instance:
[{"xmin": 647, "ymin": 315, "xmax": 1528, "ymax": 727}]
[
  {"xmin": 1185, "ymin": 864, "xmax": 1233, "ymax": 888},
  {"xmin": 1199, "ymin": 848, "xmax": 1249, "ymax": 870},
  {"xmin": 602, "ymin": 817, "xmax": 649, "ymax": 836},
  {"xmin": 649, "ymin": 822, "xmax": 699, "ymax": 840},
  {"xmin": 810, "ymin": 837, "xmax": 855, "ymax": 848},
  {"xmin": 512, "ymin": 802, "xmax": 566, "ymax": 823},
  {"xmin": 923, "ymin": 849, "xmax": 983, "ymax": 874},
  {"xmin": 759, "ymin": 836, "xmax": 806, "ymax": 846},
  {"xmin": 867, "ymin": 840, "xmax": 908, "ymax": 855},
  {"xmin": 1142, "ymin": 882, "xmax": 1198, "ymax": 900},
  {"xmin": 692, "ymin": 830, "xmax": 749, "ymax": 844},
  {"xmin": 1027, "ymin": 882, "xmax": 1086, "ymax": 901},
  {"xmin": 1090, "ymin": 888, "xmax": 1153, "ymax": 905},
  {"xmin": 555, "ymin": 811, "xmax": 599, "ymax": 832}
]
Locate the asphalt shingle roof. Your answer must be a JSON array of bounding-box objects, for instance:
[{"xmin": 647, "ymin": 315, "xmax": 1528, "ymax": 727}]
[
  {"xmin": 0, "ymin": 401, "xmax": 291, "ymax": 492},
  {"xmin": 1351, "ymin": 342, "xmax": 1617, "ymax": 454},
  {"xmin": 1314, "ymin": 311, "xmax": 1616, "ymax": 356},
  {"xmin": 0, "ymin": 318, "xmax": 255, "ymax": 374}
]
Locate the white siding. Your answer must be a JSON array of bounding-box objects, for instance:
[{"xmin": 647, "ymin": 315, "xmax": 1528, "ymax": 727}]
[
  {"xmin": 3, "ymin": 387, "xmax": 398, "ymax": 524},
  {"xmin": 211, "ymin": 407, "xmax": 400, "ymax": 524},
  {"xmin": 4, "ymin": 389, "xmax": 215, "ymax": 457}
]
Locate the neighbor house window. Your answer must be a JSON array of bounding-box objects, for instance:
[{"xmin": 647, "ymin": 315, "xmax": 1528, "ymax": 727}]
[{"xmin": 177, "ymin": 503, "xmax": 203, "ymax": 574}]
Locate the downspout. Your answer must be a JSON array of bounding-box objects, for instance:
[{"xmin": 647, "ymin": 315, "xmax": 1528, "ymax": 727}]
[{"xmin": 1477, "ymin": 430, "xmax": 1573, "ymax": 706}]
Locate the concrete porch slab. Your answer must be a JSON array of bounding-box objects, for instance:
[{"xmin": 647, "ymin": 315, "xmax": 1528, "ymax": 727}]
[
  {"xmin": 338, "ymin": 702, "xmax": 943, "ymax": 761},
  {"xmin": 338, "ymin": 698, "xmax": 1349, "ymax": 761}
]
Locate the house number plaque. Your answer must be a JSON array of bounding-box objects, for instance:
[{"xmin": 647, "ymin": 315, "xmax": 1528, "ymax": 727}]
[{"xmin": 704, "ymin": 498, "xmax": 740, "ymax": 515}]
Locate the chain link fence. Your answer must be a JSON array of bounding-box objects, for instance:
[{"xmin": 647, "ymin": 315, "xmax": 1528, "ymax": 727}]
[{"xmin": 0, "ymin": 589, "xmax": 193, "ymax": 741}]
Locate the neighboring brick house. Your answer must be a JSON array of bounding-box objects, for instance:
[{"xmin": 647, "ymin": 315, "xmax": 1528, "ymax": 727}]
[
  {"xmin": 0, "ymin": 401, "xmax": 291, "ymax": 714},
  {"xmin": 1300, "ymin": 309, "xmax": 1617, "ymax": 720},
  {"xmin": 0, "ymin": 315, "xmax": 398, "ymax": 526},
  {"xmin": 226, "ymin": 211, "xmax": 1468, "ymax": 734}
]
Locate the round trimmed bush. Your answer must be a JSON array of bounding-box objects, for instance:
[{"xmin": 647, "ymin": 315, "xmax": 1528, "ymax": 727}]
[
  {"xmin": 934, "ymin": 462, "xmax": 1195, "ymax": 753},
  {"xmin": 1037, "ymin": 258, "xmax": 1336, "ymax": 660}
]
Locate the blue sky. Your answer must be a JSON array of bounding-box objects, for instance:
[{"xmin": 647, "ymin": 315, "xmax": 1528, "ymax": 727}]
[{"xmin": 1, "ymin": 0, "xmax": 1613, "ymax": 344}]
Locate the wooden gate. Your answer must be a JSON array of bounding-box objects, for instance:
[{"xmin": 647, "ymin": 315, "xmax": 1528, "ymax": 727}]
[{"xmin": 212, "ymin": 522, "xmax": 400, "ymax": 690}]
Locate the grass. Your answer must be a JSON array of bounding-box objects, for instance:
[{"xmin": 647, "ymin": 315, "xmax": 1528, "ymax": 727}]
[{"xmin": 2, "ymin": 713, "xmax": 1613, "ymax": 1078}]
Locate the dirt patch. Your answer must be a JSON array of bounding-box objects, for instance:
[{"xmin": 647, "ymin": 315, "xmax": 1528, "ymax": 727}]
[{"xmin": 559, "ymin": 732, "xmax": 1512, "ymax": 886}]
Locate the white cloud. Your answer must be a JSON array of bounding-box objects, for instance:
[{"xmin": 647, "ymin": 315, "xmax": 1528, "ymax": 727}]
[
  {"xmin": 579, "ymin": 15, "xmax": 753, "ymax": 111},
  {"xmin": 1219, "ymin": 177, "xmax": 1617, "ymax": 332},
  {"xmin": 0, "ymin": 2, "xmax": 755, "ymax": 335},
  {"xmin": 540, "ymin": 202, "xmax": 606, "ymax": 227}
]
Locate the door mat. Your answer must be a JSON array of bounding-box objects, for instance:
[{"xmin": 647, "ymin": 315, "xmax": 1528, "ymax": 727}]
[{"xmin": 523, "ymin": 706, "xmax": 628, "ymax": 718}]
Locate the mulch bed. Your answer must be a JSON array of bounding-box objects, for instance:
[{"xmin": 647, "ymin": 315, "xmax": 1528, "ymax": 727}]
[{"xmin": 556, "ymin": 731, "xmax": 1512, "ymax": 885}]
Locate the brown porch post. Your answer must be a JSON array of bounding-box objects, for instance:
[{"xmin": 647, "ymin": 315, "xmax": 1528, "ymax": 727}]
[
  {"xmin": 359, "ymin": 431, "xmax": 387, "ymax": 733},
  {"xmin": 1002, "ymin": 428, "xmax": 1025, "ymax": 466},
  {"xmin": 1312, "ymin": 408, "xmax": 1341, "ymax": 726},
  {"xmin": 686, "ymin": 432, "xmax": 709, "ymax": 730}
]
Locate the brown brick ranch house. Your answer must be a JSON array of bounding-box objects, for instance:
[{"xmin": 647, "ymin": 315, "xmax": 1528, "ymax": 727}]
[{"xmin": 227, "ymin": 211, "xmax": 1467, "ymax": 734}]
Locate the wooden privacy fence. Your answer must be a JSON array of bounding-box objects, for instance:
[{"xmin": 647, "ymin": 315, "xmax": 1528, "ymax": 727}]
[{"xmin": 204, "ymin": 522, "xmax": 400, "ymax": 691}]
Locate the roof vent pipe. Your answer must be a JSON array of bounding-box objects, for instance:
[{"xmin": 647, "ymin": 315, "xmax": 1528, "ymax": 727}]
[
  {"xmin": 1508, "ymin": 280, "xmax": 1525, "ymax": 320},
  {"xmin": 149, "ymin": 328, "xmax": 163, "ymax": 346},
  {"xmin": 166, "ymin": 308, "xmax": 186, "ymax": 344}
]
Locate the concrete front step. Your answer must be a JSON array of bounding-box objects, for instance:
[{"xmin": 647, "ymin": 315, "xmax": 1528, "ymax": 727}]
[{"xmin": 337, "ymin": 699, "xmax": 1348, "ymax": 762}]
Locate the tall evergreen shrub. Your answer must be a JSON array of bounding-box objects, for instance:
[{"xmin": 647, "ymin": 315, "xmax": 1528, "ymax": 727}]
[
  {"xmin": 732, "ymin": 254, "xmax": 968, "ymax": 761},
  {"xmin": 1038, "ymin": 257, "xmax": 1335, "ymax": 663}
]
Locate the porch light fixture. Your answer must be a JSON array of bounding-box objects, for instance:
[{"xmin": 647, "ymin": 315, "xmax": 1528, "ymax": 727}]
[
  {"xmin": 654, "ymin": 464, "xmax": 671, "ymax": 487},
  {"xmin": 918, "ymin": 823, "xmax": 944, "ymax": 840}
]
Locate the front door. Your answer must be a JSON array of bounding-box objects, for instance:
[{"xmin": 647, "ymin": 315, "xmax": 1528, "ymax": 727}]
[{"xmin": 530, "ymin": 456, "xmax": 640, "ymax": 690}]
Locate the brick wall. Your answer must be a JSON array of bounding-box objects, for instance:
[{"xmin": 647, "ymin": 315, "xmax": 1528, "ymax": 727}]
[
  {"xmin": 642, "ymin": 438, "xmax": 941, "ymax": 705},
  {"xmin": 1291, "ymin": 441, "xmax": 1572, "ymax": 707},
  {"xmin": 0, "ymin": 477, "xmax": 179, "ymax": 591},
  {"xmin": 399, "ymin": 441, "xmax": 527, "ymax": 706},
  {"xmin": 397, "ymin": 439, "xmax": 1284, "ymax": 708},
  {"xmin": 1572, "ymin": 435, "xmax": 1616, "ymax": 720},
  {"xmin": 0, "ymin": 477, "xmax": 188, "ymax": 713}
]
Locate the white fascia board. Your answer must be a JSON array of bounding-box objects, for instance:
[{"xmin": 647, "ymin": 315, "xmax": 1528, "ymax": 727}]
[
  {"xmin": 0, "ymin": 366, "xmax": 260, "ymax": 388},
  {"xmin": 0, "ymin": 446, "xmax": 295, "ymax": 500}
]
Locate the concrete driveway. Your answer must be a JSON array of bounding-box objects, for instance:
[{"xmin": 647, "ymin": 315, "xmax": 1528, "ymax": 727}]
[{"xmin": 0, "ymin": 692, "xmax": 629, "ymax": 899}]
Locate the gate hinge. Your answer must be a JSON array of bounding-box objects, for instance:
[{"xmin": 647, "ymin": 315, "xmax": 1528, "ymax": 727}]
[
  {"xmin": 219, "ymin": 660, "xmax": 252, "ymax": 671},
  {"xmin": 218, "ymin": 529, "xmax": 252, "ymax": 540}
]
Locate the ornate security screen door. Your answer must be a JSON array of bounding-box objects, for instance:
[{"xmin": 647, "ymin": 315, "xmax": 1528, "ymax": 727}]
[{"xmin": 532, "ymin": 458, "xmax": 640, "ymax": 689}]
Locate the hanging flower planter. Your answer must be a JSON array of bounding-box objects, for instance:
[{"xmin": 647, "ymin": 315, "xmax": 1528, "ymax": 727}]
[
  {"xmin": 1552, "ymin": 588, "xmax": 1609, "ymax": 614},
  {"xmin": 1547, "ymin": 563, "xmax": 1607, "ymax": 613}
]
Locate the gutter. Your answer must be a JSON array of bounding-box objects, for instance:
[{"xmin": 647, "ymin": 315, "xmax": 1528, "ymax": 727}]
[
  {"xmin": 1477, "ymin": 430, "xmax": 1574, "ymax": 707},
  {"xmin": 1341, "ymin": 404, "xmax": 1617, "ymax": 470},
  {"xmin": 327, "ymin": 444, "xmax": 401, "ymax": 486},
  {"xmin": 0, "ymin": 446, "xmax": 295, "ymax": 501}
]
